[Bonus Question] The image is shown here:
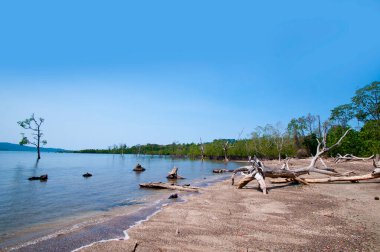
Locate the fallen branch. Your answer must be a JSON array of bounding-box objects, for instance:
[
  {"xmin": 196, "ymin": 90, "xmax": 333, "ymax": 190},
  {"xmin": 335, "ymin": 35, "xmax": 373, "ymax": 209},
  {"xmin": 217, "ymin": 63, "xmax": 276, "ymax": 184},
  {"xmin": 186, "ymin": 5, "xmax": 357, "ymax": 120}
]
[
  {"xmin": 334, "ymin": 154, "xmax": 374, "ymax": 163},
  {"xmin": 139, "ymin": 182, "xmax": 199, "ymax": 192},
  {"xmin": 373, "ymin": 154, "xmax": 380, "ymax": 168},
  {"xmin": 271, "ymin": 169, "xmax": 380, "ymax": 183},
  {"xmin": 213, "ymin": 169, "xmax": 234, "ymax": 173}
]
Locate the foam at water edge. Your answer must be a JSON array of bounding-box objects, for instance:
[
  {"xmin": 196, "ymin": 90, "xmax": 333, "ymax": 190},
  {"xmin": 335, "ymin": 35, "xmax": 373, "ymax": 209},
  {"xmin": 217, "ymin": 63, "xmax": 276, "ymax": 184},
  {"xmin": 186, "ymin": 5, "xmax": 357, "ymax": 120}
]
[
  {"xmin": 69, "ymin": 206, "xmax": 164, "ymax": 252},
  {"xmin": 71, "ymin": 238, "xmax": 120, "ymax": 252}
]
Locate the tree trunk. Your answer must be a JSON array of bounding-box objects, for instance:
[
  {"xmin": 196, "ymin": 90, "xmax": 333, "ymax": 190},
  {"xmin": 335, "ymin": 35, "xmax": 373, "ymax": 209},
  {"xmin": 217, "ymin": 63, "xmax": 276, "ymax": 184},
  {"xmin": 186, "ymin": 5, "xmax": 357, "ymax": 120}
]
[{"xmin": 37, "ymin": 127, "xmax": 41, "ymax": 160}]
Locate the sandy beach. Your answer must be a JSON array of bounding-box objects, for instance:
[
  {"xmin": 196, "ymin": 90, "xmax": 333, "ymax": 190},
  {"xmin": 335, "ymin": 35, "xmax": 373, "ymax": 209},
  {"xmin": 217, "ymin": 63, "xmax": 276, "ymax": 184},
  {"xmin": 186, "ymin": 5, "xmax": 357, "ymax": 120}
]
[{"xmin": 78, "ymin": 158, "xmax": 380, "ymax": 252}]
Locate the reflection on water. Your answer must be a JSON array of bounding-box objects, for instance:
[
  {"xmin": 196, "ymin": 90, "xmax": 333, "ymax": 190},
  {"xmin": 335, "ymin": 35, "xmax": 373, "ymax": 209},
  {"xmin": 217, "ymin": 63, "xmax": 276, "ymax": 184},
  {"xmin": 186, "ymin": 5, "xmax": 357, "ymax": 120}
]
[{"xmin": 0, "ymin": 151, "xmax": 239, "ymax": 247}]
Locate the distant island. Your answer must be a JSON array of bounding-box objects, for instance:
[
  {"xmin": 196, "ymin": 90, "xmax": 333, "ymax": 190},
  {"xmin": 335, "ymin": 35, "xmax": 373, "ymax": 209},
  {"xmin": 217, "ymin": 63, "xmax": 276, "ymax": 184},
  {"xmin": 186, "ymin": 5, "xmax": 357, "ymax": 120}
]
[{"xmin": 0, "ymin": 142, "xmax": 67, "ymax": 153}]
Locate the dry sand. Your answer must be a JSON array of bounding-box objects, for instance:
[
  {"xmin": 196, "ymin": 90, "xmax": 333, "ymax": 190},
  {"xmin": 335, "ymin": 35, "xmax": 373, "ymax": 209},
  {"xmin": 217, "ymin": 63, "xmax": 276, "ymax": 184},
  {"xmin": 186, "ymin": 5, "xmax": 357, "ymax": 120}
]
[{"xmin": 81, "ymin": 159, "xmax": 380, "ymax": 252}]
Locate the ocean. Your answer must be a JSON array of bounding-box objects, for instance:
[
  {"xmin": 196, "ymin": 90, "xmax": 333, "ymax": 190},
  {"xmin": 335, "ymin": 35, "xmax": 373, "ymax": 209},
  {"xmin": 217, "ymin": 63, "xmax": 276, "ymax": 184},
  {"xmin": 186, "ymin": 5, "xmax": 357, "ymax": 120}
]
[{"xmin": 0, "ymin": 151, "xmax": 240, "ymax": 251}]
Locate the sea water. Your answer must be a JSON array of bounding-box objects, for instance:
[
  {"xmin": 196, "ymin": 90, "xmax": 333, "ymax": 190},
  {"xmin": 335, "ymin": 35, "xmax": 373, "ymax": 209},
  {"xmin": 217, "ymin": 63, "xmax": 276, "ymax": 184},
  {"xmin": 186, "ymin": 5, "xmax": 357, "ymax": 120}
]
[{"xmin": 0, "ymin": 151, "xmax": 240, "ymax": 250}]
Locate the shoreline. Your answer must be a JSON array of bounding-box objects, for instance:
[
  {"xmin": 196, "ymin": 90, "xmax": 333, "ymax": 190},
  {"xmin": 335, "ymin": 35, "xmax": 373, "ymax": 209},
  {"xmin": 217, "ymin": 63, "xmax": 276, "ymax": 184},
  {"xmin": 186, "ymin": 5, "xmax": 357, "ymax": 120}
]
[
  {"xmin": 79, "ymin": 159, "xmax": 380, "ymax": 252},
  {"xmin": 2, "ymin": 174, "xmax": 231, "ymax": 252},
  {"xmin": 4, "ymin": 159, "xmax": 380, "ymax": 251}
]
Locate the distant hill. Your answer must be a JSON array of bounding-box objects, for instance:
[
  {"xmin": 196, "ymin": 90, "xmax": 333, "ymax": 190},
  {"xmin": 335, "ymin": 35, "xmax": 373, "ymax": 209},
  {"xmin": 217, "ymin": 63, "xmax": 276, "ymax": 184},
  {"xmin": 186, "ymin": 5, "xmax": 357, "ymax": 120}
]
[{"xmin": 0, "ymin": 142, "xmax": 66, "ymax": 152}]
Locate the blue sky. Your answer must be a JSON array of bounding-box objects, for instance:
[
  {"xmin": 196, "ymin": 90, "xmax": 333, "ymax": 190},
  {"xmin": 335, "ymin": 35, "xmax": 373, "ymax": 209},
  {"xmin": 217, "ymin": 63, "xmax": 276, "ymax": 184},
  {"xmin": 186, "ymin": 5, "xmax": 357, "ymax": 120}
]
[{"xmin": 1, "ymin": 0, "xmax": 379, "ymax": 150}]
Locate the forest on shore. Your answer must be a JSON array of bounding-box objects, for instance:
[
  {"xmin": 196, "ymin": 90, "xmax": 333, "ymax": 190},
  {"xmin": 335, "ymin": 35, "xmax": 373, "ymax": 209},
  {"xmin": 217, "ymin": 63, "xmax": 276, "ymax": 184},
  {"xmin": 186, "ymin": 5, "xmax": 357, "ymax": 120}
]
[{"xmin": 76, "ymin": 82, "xmax": 379, "ymax": 160}]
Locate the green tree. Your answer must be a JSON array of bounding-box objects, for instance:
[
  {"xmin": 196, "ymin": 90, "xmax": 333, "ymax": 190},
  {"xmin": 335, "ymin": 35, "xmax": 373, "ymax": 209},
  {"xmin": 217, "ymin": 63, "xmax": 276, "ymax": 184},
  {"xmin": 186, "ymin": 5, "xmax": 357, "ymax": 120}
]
[
  {"xmin": 329, "ymin": 104, "xmax": 354, "ymax": 127},
  {"xmin": 18, "ymin": 114, "xmax": 47, "ymax": 160},
  {"xmin": 359, "ymin": 120, "xmax": 380, "ymax": 155},
  {"xmin": 352, "ymin": 81, "xmax": 379, "ymax": 122}
]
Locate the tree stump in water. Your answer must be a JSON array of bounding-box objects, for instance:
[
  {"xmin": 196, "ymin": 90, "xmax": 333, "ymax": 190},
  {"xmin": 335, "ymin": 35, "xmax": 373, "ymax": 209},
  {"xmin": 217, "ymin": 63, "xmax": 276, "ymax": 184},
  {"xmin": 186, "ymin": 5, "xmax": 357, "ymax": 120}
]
[
  {"xmin": 166, "ymin": 167, "xmax": 184, "ymax": 179},
  {"xmin": 133, "ymin": 163, "xmax": 146, "ymax": 172}
]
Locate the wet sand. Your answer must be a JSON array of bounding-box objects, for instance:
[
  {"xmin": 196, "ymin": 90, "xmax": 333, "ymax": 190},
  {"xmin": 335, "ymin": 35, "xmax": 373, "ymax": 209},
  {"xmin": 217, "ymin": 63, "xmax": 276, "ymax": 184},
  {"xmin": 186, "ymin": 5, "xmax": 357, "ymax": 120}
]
[{"xmin": 79, "ymin": 159, "xmax": 380, "ymax": 252}]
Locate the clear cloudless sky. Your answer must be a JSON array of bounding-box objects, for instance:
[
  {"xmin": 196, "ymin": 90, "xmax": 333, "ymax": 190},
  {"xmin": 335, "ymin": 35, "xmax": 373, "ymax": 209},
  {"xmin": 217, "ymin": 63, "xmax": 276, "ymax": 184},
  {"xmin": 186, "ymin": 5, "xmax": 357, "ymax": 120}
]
[{"xmin": 1, "ymin": 0, "xmax": 380, "ymax": 150}]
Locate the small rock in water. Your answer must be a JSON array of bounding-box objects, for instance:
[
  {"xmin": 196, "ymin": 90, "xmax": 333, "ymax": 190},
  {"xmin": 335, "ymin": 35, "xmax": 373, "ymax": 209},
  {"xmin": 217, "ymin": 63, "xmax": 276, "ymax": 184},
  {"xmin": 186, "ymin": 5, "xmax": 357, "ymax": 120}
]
[
  {"xmin": 183, "ymin": 184, "xmax": 190, "ymax": 187},
  {"xmin": 169, "ymin": 193, "xmax": 178, "ymax": 199},
  {"xmin": 375, "ymin": 196, "xmax": 379, "ymax": 200},
  {"xmin": 83, "ymin": 172, "xmax": 92, "ymax": 178}
]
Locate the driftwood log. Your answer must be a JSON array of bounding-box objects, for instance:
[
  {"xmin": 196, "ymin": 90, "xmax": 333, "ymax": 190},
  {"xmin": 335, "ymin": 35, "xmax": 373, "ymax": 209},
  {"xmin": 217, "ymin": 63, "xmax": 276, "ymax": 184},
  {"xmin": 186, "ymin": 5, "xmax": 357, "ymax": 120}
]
[
  {"xmin": 374, "ymin": 154, "xmax": 380, "ymax": 168},
  {"xmin": 28, "ymin": 174, "xmax": 48, "ymax": 181},
  {"xmin": 139, "ymin": 182, "xmax": 199, "ymax": 192},
  {"xmin": 166, "ymin": 167, "xmax": 184, "ymax": 179},
  {"xmin": 232, "ymin": 129, "xmax": 356, "ymax": 189},
  {"xmin": 271, "ymin": 168, "xmax": 380, "ymax": 183},
  {"xmin": 213, "ymin": 169, "xmax": 234, "ymax": 173},
  {"xmin": 334, "ymin": 154, "xmax": 375, "ymax": 163}
]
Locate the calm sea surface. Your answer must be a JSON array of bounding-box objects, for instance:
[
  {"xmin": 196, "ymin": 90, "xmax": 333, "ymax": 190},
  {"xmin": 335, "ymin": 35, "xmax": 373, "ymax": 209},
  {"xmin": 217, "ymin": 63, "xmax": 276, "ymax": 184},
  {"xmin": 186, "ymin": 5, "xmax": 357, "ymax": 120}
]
[{"xmin": 0, "ymin": 151, "xmax": 240, "ymax": 249}]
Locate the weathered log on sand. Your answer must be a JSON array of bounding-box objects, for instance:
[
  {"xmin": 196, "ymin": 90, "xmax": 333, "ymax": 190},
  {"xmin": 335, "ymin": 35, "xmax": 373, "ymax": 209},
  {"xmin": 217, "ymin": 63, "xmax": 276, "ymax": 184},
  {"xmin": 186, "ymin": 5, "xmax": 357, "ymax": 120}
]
[
  {"xmin": 139, "ymin": 182, "xmax": 199, "ymax": 192},
  {"xmin": 133, "ymin": 163, "xmax": 146, "ymax": 172},
  {"xmin": 334, "ymin": 154, "xmax": 374, "ymax": 163},
  {"xmin": 166, "ymin": 167, "xmax": 184, "ymax": 179},
  {"xmin": 270, "ymin": 168, "xmax": 380, "ymax": 184},
  {"xmin": 374, "ymin": 154, "xmax": 380, "ymax": 168}
]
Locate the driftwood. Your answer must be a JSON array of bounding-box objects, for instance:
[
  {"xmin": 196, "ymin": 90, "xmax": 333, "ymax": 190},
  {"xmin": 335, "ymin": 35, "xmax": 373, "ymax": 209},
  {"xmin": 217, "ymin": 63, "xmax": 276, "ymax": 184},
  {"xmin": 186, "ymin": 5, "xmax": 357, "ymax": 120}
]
[
  {"xmin": 133, "ymin": 163, "xmax": 146, "ymax": 172},
  {"xmin": 139, "ymin": 182, "xmax": 199, "ymax": 192},
  {"xmin": 28, "ymin": 174, "xmax": 48, "ymax": 181},
  {"xmin": 374, "ymin": 154, "xmax": 380, "ymax": 168},
  {"xmin": 166, "ymin": 167, "xmax": 184, "ymax": 179},
  {"xmin": 334, "ymin": 154, "xmax": 375, "ymax": 163},
  {"xmin": 232, "ymin": 129, "xmax": 353, "ymax": 189},
  {"xmin": 213, "ymin": 169, "xmax": 234, "ymax": 173},
  {"xmin": 271, "ymin": 168, "xmax": 380, "ymax": 183}
]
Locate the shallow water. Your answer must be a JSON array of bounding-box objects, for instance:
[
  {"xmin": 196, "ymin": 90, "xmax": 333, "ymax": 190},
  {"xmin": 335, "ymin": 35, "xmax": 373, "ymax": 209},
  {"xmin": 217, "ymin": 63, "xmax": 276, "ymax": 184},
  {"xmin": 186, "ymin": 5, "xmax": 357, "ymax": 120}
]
[{"xmin": 0, "ymin": 151, "xmax": 240, "ymax": 250}]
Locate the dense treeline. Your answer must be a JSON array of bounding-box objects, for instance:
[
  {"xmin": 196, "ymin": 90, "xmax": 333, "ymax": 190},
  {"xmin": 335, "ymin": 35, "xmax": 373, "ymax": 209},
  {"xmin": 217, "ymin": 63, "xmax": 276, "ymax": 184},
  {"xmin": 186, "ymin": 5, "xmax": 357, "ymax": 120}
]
[{"xmin": 75, "ymin": 82, "xmax": 379, "ymax": 160}]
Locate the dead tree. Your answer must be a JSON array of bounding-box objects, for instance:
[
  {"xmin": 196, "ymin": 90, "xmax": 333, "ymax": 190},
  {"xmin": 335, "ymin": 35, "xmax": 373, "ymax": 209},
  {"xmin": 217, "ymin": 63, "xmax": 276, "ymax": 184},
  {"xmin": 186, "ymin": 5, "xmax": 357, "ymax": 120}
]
[
  {"xmin": 232, "ymin": 129, "xmax": 352, "ymax": 189},
  {"xmin": 199, "ymin": 138, "xmax": 205, "ymax": 161},
  {"xmin": 222, "ymin": 141, "xmax": 231, "ymax": 162}
]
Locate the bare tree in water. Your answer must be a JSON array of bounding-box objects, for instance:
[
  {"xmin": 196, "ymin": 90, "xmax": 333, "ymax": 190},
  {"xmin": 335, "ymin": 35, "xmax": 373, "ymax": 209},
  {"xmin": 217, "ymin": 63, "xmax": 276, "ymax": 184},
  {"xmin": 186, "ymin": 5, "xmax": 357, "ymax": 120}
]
[{"xmin": 18, "ymin": 114, "xmax": 47, "ymax": 160}]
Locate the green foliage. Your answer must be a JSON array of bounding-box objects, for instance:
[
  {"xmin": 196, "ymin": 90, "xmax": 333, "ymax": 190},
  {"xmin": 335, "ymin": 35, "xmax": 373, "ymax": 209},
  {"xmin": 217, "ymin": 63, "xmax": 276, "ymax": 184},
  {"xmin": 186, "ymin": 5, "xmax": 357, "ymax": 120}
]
[
  {"xmin": 359, "ymin": 120, "xmax": 380, "ymax": 155},
  {"xmin": 329, "ymin": 104, "xmax": 354, "ymax": 127},
  {"xmin": 326, "ymin": 126, "xmax": 361, "ymax": 156},
  {"xmin": 302, "ymin": 133, "xmax": 318, "ymax": 156},
  {"xmin": 351, "ymin": 81, "xmax": 379, "ymax": 122},
  {"xmin": 19, "ymin": 135, "xmax": 30, "ymax": 145}
]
